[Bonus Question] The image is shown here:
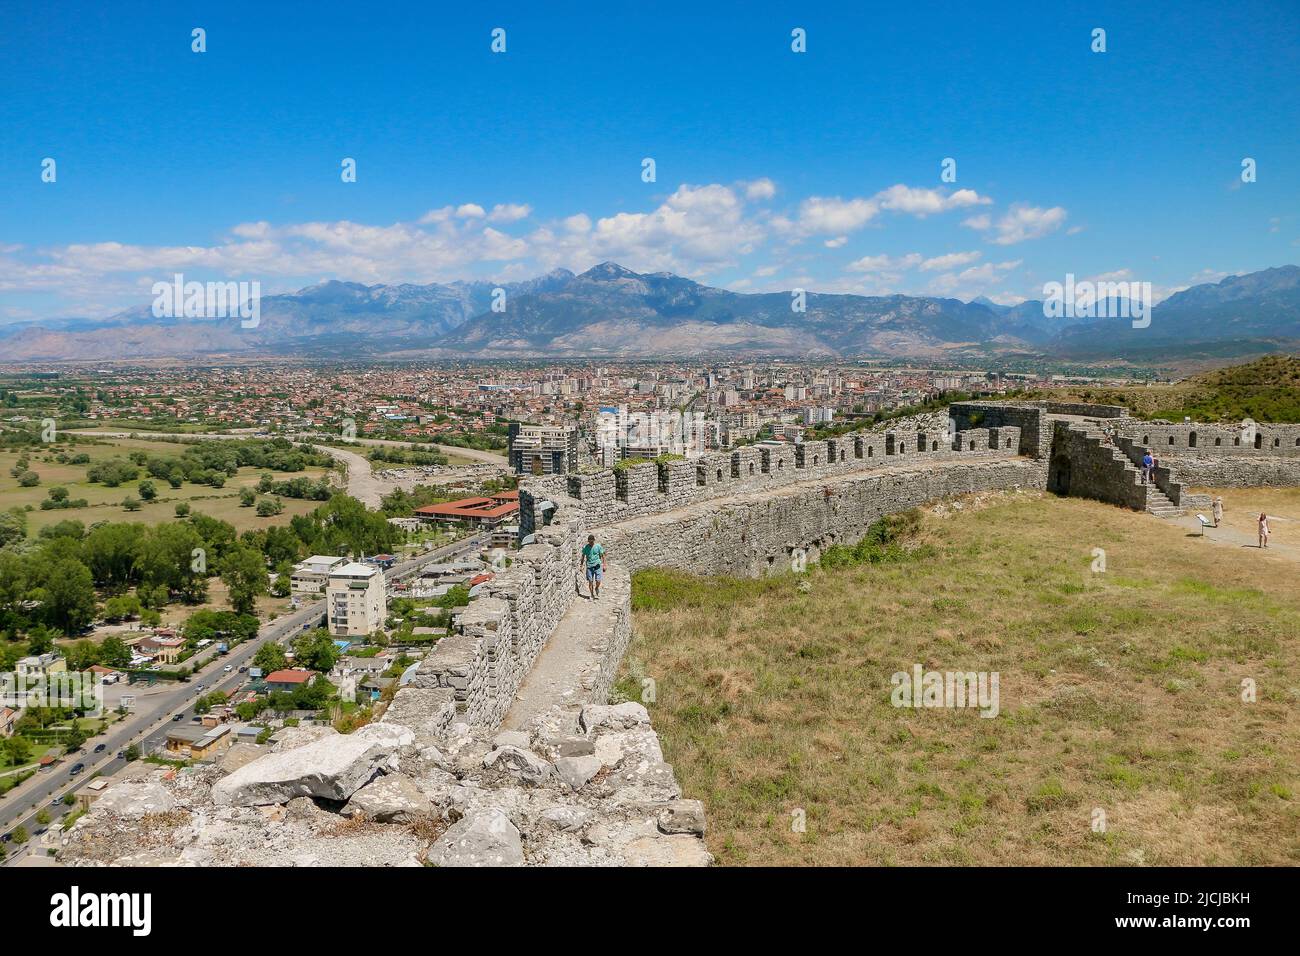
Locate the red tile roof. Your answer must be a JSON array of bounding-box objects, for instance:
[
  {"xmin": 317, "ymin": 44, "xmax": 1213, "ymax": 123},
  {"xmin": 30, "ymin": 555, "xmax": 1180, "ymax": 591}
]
[
  {"xmin": 264, "ymin": 669, "xmax": 315, "ymax": 684},
  {"xmin": 414, "ymin": 491, "xmax": 520, "ymax": 521}
]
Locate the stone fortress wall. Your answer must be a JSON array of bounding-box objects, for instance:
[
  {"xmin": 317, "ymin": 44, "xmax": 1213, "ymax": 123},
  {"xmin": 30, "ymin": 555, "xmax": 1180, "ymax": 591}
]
[{"xmin": 1115, "ymin": 420, "xmax": 1300, "ymax": 489}]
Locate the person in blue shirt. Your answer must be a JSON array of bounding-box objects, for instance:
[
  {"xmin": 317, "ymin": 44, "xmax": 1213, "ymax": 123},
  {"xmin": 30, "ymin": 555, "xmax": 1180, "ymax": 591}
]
[
  {"xmin": 580, "ymin": 534, "xmax": 606, "ymax": 600},
  {"xmin": 1141, "ymin": 450, "xmax": 1154, "ymax": 484}
]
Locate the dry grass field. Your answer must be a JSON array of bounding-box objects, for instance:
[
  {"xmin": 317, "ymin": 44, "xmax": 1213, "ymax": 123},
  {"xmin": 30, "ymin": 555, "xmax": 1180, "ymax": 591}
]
[
  {"xmin": 0, "ymin": 436, "xmax": 333, "ymax": 537},
  {"xmin": 622, "ymin": 489, "xmax": 1300, "ymax": 866}
]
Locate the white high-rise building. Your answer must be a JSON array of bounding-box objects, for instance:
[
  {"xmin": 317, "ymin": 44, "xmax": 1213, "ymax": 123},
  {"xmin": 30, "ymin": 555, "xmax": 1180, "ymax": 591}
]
[{"xmin": 326, "ymin": 563, "xmax": 387, "ymax": 638}]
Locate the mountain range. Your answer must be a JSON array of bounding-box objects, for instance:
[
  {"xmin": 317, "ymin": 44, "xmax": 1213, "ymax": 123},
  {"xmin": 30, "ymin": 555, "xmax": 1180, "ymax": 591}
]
[{"xmin": 2, "ymin": 263, "xmax": 1297, "ymax": 364}]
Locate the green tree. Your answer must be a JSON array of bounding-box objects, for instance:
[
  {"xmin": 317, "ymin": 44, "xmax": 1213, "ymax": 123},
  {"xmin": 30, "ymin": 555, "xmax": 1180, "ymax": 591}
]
[
  {"xmin": 40, "ymin": 558, "xmax": 97, "ymax": 634},
  {"xmin": 253, "ymin": 642, "xmax": 288, "ymax": 672},
  {"xmin": 99, "ymin": 635, "xmax": 133, "ymax": 668},
  {"xmin": 292, "ymin": 629, "xmax": 341, "ymax": 672},
  {"xmin": 219, "ymin": 546, "xmax": 267, "ymax": 615},
  {"xmin": 239, "ymin": 487, "xmax": 256, "ymax": 507},
  {"xmin": 138, "ymin": 479, "xmax": 157, "ymax": 500},
  {"xmin": 175, "ymin": 502, "xmax": 191, "ymax": 517}
]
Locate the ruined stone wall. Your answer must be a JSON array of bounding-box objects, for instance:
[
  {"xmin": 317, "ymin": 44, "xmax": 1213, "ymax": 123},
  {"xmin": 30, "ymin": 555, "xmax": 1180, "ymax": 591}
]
[
  {"xmin": 1047, "ymin": 421, "xmax": 1149, "ymax": 510},
  {"xmin": 409, "ymin": 507, "xmax": 584, "ymax": 730},
  {"xmin": 527, "ymin": 423, "xmax": 1022, "ymax": 531},
  {"xmin": 599, "ymin": 457, "xmax": 1041, "ymax": 578},
  {"xmin": 1161, "ymin": 456, "xmax": 1300, "ymax": 488},
  {"xmin": 1117, "ymin": 422, "xmax": 1300, "ymax": 457}
]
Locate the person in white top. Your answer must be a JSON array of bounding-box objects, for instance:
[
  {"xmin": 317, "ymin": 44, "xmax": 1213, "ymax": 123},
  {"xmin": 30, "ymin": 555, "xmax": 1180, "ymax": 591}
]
[
  {"xmin": 1212, "ymin": 496, "xmax": 1223, "ymax": 527},
  {"xmin": 1258, "ymin": 512, "xmax": 1270, "ymax": 549}
]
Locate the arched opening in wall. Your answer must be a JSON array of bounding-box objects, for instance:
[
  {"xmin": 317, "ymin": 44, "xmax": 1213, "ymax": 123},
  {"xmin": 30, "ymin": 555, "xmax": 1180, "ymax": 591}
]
[
  {"xmin": 840, "ymin": 449, "xmax": 846, "ymax": 462},
  {"xmin": 813, "ymin": 455, "xmax": 819, "ymax": 466},
  {"xmin": 1048, "ymin": 453, "xmax": 1072, "ymax": 495},
  {"xmin": 867, "ymin": 446, "xmax": 874, "ymax": 457},
  {"xmin": 1005, "ymin": 438, "xmax": 1013, "ymax": 449},
  {"xmin": 1295, "ymin": 438, "xmax": 1300, "ymax": 447},
  {"xmin": 717, "ymin": 467, "xmax": 724, "ymax": 481},
  {"xmin": 931, "ymin": 441, "xmax": 938, "ymax": 451},
  {"xmin": 778, "ymin": 459, "xmax": 784, "ymax": 469},
  {"xmin": 1168, "ymin": 436, "xmax": 1175, "ymax": 445},
  {"xmin": 918, "ymin": 433, "xmax": 927, "ymax": 452},
  {"xmin": 696, "ymin": 466, "xmax": 706, "ymax": 487},
  {"xmin": 1255, "ymin": 434, "xmax": 1262, "ymax": 449},
  {"xmin": 1274, "ymin": 438, "xmax": 1281, "ymax": 448},
  {"xmin": 1234, "ymin": 437, "xmax": 1241, "ymax": 446},
  {"xmin": 1215, "ymin": 437, "xmax": 1222, "ymax": 446},
  {"xmin": 885, "ymin": 435, "xmax": 895, "ymax": 455},
  {"xmin": 749, "ymin": 462, "xmax": 755, "ymax": 474},
  {"xmin": 1143, "ymin": 435, "xmax": 1150, "ymax": 445},
  {"xmin": 969, "ymin": 440, "xmax": 976, "ymax": 451},
  {"xmin": 899, "ymin": 442, "xmax": 907, "ymax": 454},
  {"xmin": 1189, "ymin": 431, "xmax": 1197, "ymax": 448}
]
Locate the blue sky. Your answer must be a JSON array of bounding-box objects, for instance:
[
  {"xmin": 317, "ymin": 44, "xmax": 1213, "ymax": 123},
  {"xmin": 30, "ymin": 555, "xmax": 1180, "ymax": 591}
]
[{"xmin": 2, "ymin": 0, "xmax": 1298, "ymax": 323}]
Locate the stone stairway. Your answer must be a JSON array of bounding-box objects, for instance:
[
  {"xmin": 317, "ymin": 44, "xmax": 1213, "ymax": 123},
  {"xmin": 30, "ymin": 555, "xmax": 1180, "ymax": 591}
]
[
  {"xmin": 1065, "ymin": 421, "xmax": 1183, "ymax": 518},
  {"xmin": 1111, "ymin": 432, "xmax": 1186, "ymax": 518}
]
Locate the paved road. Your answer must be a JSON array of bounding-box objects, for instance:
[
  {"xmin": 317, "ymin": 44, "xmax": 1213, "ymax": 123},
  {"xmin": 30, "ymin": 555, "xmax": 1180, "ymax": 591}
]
[{"xmin": 0, "ymin": 532, "xmax": 485, "ymax": 864}]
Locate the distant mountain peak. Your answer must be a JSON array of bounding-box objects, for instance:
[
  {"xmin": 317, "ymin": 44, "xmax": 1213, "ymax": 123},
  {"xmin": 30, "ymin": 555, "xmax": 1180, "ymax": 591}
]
[{"xmin": 580, "ymin": 261, "xmax": 640, "ymax": 280}]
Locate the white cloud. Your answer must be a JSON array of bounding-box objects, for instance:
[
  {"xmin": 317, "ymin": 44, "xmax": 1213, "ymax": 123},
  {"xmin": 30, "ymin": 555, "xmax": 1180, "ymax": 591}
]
[
  {"xmin": 795, "ymin": 196, "xmax": 881, "ymax": 235},
  {"xmin": 846, "ymin": 253, "xmax": 924, "ymax": 273},
  {"xmin": 824, "ymin": 236, "xmax": 847, "ymax": 248},
  {"xmin": 744, "ymin": 178, "xmax": 777, "ymax": 200},
  {"xmin": 455, "ymin": 203, "xmax": 486, "ymax": 219},
  {"xmin": 987, "ymin": 204, "xmax": 1067, "ymax": 245},
  {"xmin": 875, "ymin": 185, "xmax": 991, "ymax": 216},
  {"xmin": 920, "ymin": 251, "xmax": 982, "ymax": 271},
  {"xmin": 962, "ymin": 214, "xmax": 991, "ymax": 231},
  {"xmin": 487, "ymin": 203, "xmax": 532, "ymax": 223}
]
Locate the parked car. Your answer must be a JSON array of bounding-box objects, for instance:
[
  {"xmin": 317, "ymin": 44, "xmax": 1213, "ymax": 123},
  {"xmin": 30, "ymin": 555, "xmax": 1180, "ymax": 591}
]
[
  {"xmin": 238, "ymin": 666, "xmax": 247, "ymax": 673},
  {"xmin": 93, "ymin": 743, "xmax": 106, "ymax": 753},
  {"xmin": 50, "ymin": 797, "xmax": 61, "ymax": 807},
  {"xmin": 223, "ymin": 664, "xmax": 233, "ymax": 672},
  {"xmin": 69, "ymin": 763, "xmax": 85, "ymax": 775},
  {"xmin": 1, "ymin": 833, "xmax": 11, "ymax": 843},
  {"xmin": 171, "ymin": 713, "xmax": 184, "ymax": 721},
  {"xmin": 116, "ymin": 751, "xmax": 126, "ymax": 759}
]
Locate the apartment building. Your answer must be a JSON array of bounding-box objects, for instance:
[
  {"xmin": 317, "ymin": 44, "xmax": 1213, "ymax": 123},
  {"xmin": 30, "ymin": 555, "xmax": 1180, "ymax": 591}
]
[
  {"xmin": 326, "ymin": 562, "xmax": 388, "ymax": 638},
  {"xmin": 291, "ymin": 554, "xmax": 348, "ymax": 594},
  {"xmin": 508, "ymin": 423, "xmax": 578, "ymax": 475}
]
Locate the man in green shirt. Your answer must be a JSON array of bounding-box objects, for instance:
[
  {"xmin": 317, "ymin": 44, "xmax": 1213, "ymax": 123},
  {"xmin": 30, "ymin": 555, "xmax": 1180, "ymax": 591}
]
[{"xmin": 580, "ymin": 534, "xmax": 606, "ymax": 600}]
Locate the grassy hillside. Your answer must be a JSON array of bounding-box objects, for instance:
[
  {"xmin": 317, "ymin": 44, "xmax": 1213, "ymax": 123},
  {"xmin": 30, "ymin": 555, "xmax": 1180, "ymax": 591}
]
[
  {"xmin": 621, "ymin": 489, "xmax": 1300, "ymax": 866},
  {"xmin": 1032, "ymin": 354, "xmax": 1300, "ymax": 422}
]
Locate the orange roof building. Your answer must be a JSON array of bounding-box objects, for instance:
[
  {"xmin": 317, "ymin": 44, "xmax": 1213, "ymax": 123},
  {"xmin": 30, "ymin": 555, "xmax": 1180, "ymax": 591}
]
[{"xmin": 414, "ymin": 490, "xmax": 519, "ymax": 529}]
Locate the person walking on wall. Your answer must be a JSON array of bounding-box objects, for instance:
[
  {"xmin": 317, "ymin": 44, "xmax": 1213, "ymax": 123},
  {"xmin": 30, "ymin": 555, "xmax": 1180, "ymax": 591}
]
[
  {"xmin": 1141, "ymin": 450, "xmax": 1154, "ymax": 484},
  {"xmin": 1258, "ymin": 512, "xmax": 1271, "ymax": 549},
  {"xmin": 580, "ymin": 534, "xmax": 607, "ymax": 600},
  {"xmin": 1212, "ymin": 496, "xmax": 1223, "ymax": 528}
]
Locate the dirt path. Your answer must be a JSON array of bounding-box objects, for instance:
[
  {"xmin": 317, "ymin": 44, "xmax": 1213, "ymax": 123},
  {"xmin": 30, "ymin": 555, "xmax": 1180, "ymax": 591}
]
[
  {"xmin": 502, "ymin": 563, "xmax": 630, "ymax": 730},
  {"xmin": 1164, "ymin": 511, "xmax": 1300, "ymax": 565}
]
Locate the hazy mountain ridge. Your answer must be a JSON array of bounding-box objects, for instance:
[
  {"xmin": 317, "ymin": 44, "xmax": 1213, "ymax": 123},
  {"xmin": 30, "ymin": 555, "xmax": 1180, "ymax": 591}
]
[{"xmin": 2, "ymin": 263, "xmax": 1296, "ymax": 363}]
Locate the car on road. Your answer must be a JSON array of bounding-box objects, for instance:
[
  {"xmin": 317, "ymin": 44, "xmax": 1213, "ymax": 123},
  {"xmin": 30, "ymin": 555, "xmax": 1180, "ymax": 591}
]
[
  {"xmin": 50, "ymin": 797, "xmax": 62, "ymax": 807},
  {"xmin": 238, "ymin": 666, "xmax": 247, "ymax": 673},
  {"xmin": 69, "ymin": 763, "xmax": 85, "ymax": 775},
  {"xmin": 93, "ymin": 743, "xmax": 106, "ymax": 753},
  {"xmin": 223, "ymin": 664, "xmax": 233, "ymax": 672},
  {"xmin": 172, "ymin": 713, "xmax": 184, "ymax": 721},
  {"xmin": 116, "ymin": 751, "xmax": 126, "ymax": 759},
  {"xmin": 1, "ymin": 833, "xmax": 10, "ymax": 843}
]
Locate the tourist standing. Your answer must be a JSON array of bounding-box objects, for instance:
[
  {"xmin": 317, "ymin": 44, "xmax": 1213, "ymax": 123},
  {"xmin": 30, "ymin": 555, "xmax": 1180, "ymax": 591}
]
[
  {"xmin": 580, "ymin": 534, "xmax": 607, "ymax": 600},
  {"xmin": 1212, "ymin": 496, "xmax": 1223, "ymax": 527},
  {"xmin": 1141, "ymin": 450, "xmax": 1154, "ymax": 484},
  {"xmin": 1258, "ymin": 513, "xmax": 1270, "ymax": 549}
]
